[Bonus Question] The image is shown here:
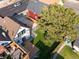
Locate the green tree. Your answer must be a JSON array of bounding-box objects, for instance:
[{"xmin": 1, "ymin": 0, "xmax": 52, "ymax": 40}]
[
  {"xmin": 5, "ymin": 54, "xmax": 12, "ymax": 59},
  {"xmin": 38, "ymin": 5, "xmax": 79, "ymax": 41}
]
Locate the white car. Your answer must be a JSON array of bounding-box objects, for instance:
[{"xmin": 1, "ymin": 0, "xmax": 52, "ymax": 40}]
[{"xmin": 14, "ymin": 2, "xmax": 22, "ymax": 7}]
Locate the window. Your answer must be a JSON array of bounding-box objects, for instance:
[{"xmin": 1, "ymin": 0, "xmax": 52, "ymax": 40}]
[
  {"xmin": 18, "ymin": 29, "xmax": 26, "ymax": 37},
  {"xmin": 22, "ymin": 29, "xmax": 26, "ymax": 34}
]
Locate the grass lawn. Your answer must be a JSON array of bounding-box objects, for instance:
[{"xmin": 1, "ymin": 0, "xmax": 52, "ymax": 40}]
[
  {"xmin": 32, "ymin": 30, "xmax": 59, "ymax": 59},
  {"xmin": 56, "ymin": 46, "xmax": 79, "ymax": 59}
]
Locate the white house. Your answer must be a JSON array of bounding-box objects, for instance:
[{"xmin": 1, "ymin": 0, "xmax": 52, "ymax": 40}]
[
  {"xmin": 0, "ymin": 16, "xmax": 35, "ymax": 44},
  {"xmin": 15, "ymin": 27, "xmax": 30, "ymax": 39}
]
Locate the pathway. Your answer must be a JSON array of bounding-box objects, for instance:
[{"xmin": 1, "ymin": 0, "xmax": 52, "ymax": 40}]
[{"xmin": 52, "ymin": 43, "xmax": 65, "ymax": 59}]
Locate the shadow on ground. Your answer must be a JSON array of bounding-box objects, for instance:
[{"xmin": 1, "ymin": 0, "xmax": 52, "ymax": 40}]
[
  {"xmin": 51, "ymin": 52, "xmax": 64, "ymax": 59},
  {"xmin": 34, "ymin": 40, "xmax": 60, "ymax": 59}
]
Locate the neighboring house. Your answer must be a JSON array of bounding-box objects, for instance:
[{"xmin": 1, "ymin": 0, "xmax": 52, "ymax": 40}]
[
  {"xmin": 73, "ymin": 37, "xmax": 79, "ymax": 52},
  {"xmin": 12, "ymin": 14, "xmax": 37, "ymax": 29},
  {"xmin": 0, "ymin": 19, "xmax": 11, "ymax": 46},
  {"xmin": 12, "ymin": 14, "xmax": 38, "ymax": 32},
  {"xmin": 27, "ymin": 0, "xmax": 63, "ymax": 14},
  {"xmin": 27, "ymin": 0, "xmax": 48, "ymax": 14},
  {"xmin": 0, "ymin": 41, "xmax": 39, "ymax": 59},
  {"xmin": 0, "ymin": 16, "xmax": 31, "ymax": 43}
]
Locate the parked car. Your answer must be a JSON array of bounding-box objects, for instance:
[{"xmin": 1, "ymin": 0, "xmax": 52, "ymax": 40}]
[
  {"xmin": 27, "ymin": 10, "xmax": 40, "ymax": 20},
  {"xmin": 14, "ymin": 2, "xmax": 22, "ymax": 7}
]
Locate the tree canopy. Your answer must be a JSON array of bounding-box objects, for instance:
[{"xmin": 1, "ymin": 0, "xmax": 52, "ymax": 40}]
[{"xmin": 38, "ymin": 5, "xmax": 79, "ymax": 41}]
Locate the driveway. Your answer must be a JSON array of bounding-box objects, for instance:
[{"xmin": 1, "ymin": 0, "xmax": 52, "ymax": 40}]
[{"xmin": 52, "ymin": 43, "xmax": 65, "ymax": 59}]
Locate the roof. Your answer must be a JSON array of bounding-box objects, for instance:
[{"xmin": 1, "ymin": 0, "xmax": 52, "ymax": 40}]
[
  {"xmin": 27, "ymin": 0, "xmax": 61, "ymax": 14},
  {"xmin": 0, "ymin": 17, "xmax": 20, "ymax": 39},
  {"xmin": 0, "ymin": 46, "xmax": 5, "ymax": 54},
  {"xmin": 74, "ymin": 37, "xmax": 79, "ymax": 48},
  {"xmin": 10, "ymin": 40, "xmax": 39, "ymax": 59},
  {"xmin": 22, "ymin": 40, "xmax": 39, "ymax": 59},
  {"xmin": 12, "ymin": 14, "xmax": 34, "ymax": 27},
  {"xmin": 0, "ymin": 17, "xmax": 4, "ymax": 26},
  {"xmin": 27, "ymin": 0, "xmax": 48, "ymax": 14},
  {"xmin": 12, "ymin": 49, "xmax": 22, "ymax": 59}
]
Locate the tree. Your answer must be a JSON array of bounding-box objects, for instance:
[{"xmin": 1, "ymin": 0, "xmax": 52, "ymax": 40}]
[
  {"xmin": 5, "ymin": 54, "xmax": 12, "ymax": 59},
  {"xmin": 38, "ymin": 5, "xmax": 79, "ymax": 41}
]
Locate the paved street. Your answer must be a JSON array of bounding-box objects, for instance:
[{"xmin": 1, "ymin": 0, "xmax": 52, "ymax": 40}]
[
  {"xmin": 0, "ymin": 0, "xmax": 29, "ymax": 17},
  {"xmin": 64, "ymin": 0, "xmax": 79, "ymax": 14}
]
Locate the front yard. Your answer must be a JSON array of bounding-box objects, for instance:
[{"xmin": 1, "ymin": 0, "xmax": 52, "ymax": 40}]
[
  {"xmin": 32, "ymin": 30, "xmax": 60, "ymax": 59},
  {"xmin": 56, "ymin": 46, "xmax": 79, "ymax": 59},
  {"xmin": 32, "ymin": 30, "xmax": 79, "ymax": 59}
]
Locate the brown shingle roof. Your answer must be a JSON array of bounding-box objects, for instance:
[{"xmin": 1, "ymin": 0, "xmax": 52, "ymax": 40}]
[
  {"xmin": 10, "ymin": 41, "xmax": 39, "ymax": 59},
  {"xmin": 0, "ymin": 17, "xmax": 20, "ymax": 39},
  {"xmin": 0, "ymin": 46, "xmax": 6, "ymax": 54},
  {"xmin": 23, "ymin": 40, "xmax": 39, "ymax": 58},
  {"xmin": 0, "ymin": 17, "xmax": 4, "ymax": 26}
]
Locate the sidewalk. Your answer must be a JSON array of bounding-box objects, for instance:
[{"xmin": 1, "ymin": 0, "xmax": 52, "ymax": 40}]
[{"xmin": 52, "ymin": 43, "xmax": 65, "ymax": 59}]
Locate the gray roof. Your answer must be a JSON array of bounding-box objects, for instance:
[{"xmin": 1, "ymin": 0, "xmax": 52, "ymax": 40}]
[
  {"xmin": 27, "ymin": 0, "xmax": 48, "ymax": 14},
  {"xmin": 11, "ymin": 14, "xmax": 33, "ymax": 28},
  {"xmin": 12, "ymin": 49, "xmax": 22, "ymax": 59}
]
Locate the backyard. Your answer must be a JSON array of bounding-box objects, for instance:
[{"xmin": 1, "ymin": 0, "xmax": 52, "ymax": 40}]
[
  {"xmin": 56, "ymin": 46, "xmax": 79, "ymax": 59},
  {"xmin": 32, "ymin": 30, "xmax": 60, "ymax": 59}
]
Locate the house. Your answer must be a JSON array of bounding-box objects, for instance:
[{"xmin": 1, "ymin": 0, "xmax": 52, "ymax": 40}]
[
  {"xmin": 11, "ymin": 13, "xmax": 38, "ymax": 30},
  {"xmin": 27, "ymin": 0, "xmax": 63, "ymax": 14},
  {"xmin": 73, "ymin": 37, "xmax": 79, "ymax": 52},
  {"xmin": 0, "ymin": 41, "xmax": 39, "ymax": 59},
  {"xmin": 0, "ymin": 16, "xmax": 31, "ymax": 43},
  {"xmin": 0, "ymin": 18, "xmax": 11, "ymax": 46}
]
